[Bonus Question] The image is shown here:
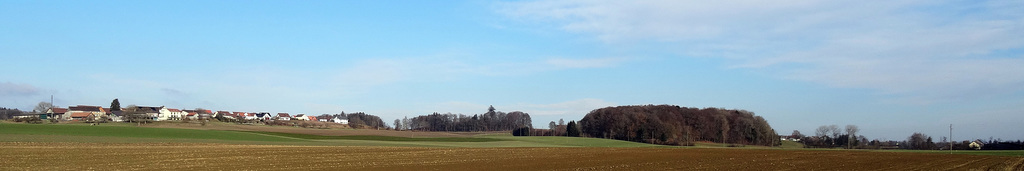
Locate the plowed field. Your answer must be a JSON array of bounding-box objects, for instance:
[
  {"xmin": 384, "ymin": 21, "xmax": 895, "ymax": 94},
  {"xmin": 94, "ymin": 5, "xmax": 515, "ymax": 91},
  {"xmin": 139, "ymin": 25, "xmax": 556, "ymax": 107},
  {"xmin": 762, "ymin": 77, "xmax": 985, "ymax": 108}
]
[{"xmin": 2, "ymin": 142, "xmax": 1021, "ymax": 170}]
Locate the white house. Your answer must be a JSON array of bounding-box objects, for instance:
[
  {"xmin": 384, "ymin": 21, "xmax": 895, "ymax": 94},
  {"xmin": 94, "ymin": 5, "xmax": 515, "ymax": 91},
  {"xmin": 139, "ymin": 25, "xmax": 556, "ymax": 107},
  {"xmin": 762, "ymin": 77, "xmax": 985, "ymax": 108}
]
[
  {"xmin": 46, "ymin": 107, "xmax": 69, "ymax": 120},
  {"xmin": 235, "ymin": 112, "xmax": 255, "ymax": 120},
  {"xmin": 294, "ymin": 114, "xmax": 308, "ymax": 121},
  {"xmin": 970, "ymin": 140, "xmax": 985, "ymax": 150},
  {"xmin": 254, "ymin": 112, "xmax": 272, "ymax": 120},
  {"xmin": 162, "ymin": 108, "xmax": 184, "ymax": 121},
  {"xmin": 331, "ymin": 116, "xmax": 348, "ymax": 124},
  {"xmin": 185, "ymin": 112, "xmax": 199, "ymax": 120},
  {"xmin": 275, "ymin": 113, "xmax": 291, "ymax": 121}
]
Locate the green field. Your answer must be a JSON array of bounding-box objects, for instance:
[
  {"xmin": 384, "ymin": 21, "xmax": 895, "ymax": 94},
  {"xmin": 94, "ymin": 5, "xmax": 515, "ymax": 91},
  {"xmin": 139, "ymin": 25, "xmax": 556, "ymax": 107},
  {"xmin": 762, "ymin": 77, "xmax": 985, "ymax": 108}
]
[
  {"xmin": 0, "ymin": 123, "xmax": 662, "ymax": 147},
  {"xmin": 0, "ymin": 122, "xmax": 298, "ymax": 142},
  {"xmin": 245, "ymin": 131, "xmax": 505, "ymax": 142},
  {"xmin": 4, "ymin": 122, "xmax": 1022, "ymax": 157}
]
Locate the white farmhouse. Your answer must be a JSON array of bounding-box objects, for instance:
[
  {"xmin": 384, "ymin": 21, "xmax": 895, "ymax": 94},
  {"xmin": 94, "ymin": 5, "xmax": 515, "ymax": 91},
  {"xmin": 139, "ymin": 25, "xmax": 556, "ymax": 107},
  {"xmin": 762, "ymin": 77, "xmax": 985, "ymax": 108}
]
[{"xmin": 331, "ymin": 116, "xmax": 348, "ymax": 124}]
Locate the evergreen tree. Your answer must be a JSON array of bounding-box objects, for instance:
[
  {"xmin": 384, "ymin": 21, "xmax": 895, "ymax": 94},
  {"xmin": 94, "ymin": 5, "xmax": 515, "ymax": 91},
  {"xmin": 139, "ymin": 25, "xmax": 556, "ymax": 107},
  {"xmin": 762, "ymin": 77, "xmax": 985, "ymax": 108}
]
[
  {"xmin": 566, "ymin": 120, "xmax": 581, "ymax": 137},
  {"xmin": 110, "ymin": 99, "xmax": 121, "ymax": 111}
]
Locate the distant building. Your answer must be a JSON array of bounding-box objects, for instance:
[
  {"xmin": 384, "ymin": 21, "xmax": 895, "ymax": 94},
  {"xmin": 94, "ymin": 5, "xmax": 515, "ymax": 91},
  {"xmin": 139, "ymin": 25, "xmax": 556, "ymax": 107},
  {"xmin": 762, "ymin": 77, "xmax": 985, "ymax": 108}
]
[
  {"xmin": 64, "ymin": 105, "xmax": 106, "ymax": 121},
  {"xmin": 970, "ymin": 140, "xmax": 985, "ymax": 150},
  {"xmin": 275, "ymin": 113, "xmax": 291, "ymax": 121},
  {"xmin": 332, "ymin": 116, "xmax": 348, "ymax": 124}
]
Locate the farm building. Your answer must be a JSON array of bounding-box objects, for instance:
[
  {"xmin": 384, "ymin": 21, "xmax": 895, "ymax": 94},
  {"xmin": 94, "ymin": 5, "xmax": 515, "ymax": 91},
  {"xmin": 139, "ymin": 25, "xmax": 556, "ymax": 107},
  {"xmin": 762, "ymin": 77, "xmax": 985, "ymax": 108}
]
[{"xmin": 276, "ymin": 113, "xmax": 291, "ymax": 120}]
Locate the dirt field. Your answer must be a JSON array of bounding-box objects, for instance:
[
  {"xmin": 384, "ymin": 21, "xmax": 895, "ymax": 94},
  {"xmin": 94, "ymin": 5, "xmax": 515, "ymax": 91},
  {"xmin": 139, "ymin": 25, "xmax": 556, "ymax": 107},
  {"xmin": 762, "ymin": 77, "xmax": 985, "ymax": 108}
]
[
  {"xmin": 139, "ymin": 122, "xmax": 497, "ymax": 137},
  {"xmin": 2, "ymin": 142, "xmax": 1021, "ymax": 170}
]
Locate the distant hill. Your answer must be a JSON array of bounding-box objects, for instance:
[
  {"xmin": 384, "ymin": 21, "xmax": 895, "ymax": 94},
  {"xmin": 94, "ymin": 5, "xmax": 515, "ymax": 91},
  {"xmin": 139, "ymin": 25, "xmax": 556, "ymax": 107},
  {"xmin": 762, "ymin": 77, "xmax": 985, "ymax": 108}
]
[{"xmin": 579, "ymin": 105, "xmax": 779, "ymax": 146}]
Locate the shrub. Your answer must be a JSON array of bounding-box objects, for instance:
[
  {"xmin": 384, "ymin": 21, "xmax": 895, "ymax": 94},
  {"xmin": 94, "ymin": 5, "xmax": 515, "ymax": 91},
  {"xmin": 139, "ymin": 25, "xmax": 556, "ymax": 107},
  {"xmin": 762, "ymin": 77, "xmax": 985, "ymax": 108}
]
[
  {"xmin": 511, "ymin": 127, "xmax": 532, "ymax": 136},
  {"xmin": 13, "ymin": 117, "xmax": 44, "ymax": 124}
]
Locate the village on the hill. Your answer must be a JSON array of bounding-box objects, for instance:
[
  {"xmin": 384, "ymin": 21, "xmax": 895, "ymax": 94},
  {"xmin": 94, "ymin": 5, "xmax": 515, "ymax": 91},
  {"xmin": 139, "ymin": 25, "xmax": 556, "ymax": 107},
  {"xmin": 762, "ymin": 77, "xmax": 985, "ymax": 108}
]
[{"xmin": 7, "ymin": 99, "xmax": 351, "ymax": 126}]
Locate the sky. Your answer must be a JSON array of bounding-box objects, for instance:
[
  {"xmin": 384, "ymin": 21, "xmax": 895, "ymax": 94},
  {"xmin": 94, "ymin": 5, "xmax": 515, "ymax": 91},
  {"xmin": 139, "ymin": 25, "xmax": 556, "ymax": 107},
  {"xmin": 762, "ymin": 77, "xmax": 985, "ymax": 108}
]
[{"xmin": 2, "ymin": 0, "xmax": 1022, "ymax": 141}]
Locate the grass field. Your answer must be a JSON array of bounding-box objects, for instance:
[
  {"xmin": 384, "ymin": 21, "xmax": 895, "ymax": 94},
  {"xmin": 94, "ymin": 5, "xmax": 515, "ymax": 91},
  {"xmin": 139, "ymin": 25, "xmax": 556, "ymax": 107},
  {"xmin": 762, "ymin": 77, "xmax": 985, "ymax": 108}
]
[
  {"xmin": 0, "ymin": 122, "xmax": 661, "ymax": 147},
  {"xmin": 0, "ymin": 122, "xmax": 298, "ymax": 142},
  {"xmin": 2, "ymin": 122, "xmax": 1022, "ymax": 170}
]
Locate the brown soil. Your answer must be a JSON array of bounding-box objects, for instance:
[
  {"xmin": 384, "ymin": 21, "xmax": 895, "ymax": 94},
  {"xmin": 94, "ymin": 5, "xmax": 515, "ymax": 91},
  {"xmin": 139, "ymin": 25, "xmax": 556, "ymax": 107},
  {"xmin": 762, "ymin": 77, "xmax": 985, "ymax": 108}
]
[{"xmin": 2, "ymin": 142, "xmax": 1021, "ymax": 170}]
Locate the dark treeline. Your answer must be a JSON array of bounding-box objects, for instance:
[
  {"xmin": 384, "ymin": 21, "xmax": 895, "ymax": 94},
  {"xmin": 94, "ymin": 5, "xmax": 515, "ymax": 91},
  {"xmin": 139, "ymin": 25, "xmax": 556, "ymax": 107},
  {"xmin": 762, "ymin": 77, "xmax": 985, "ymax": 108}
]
[
  {"xmin": 407, "ymin": 106, "xmax": 532, "ymax": 132},
  {"xmin": 579, "ymin": 105, "xmax": 779, "ymax": 146},
  {"xmin": 0, "ymin": 107, "xmax": 25, "ymax": 120},
  {"xmin": 345, "ymin": 112, "xmax": 386, "ymax": 129},
  {"xmin": 320, "ymin": 112, "xmax": 387, "ymax": 129}
]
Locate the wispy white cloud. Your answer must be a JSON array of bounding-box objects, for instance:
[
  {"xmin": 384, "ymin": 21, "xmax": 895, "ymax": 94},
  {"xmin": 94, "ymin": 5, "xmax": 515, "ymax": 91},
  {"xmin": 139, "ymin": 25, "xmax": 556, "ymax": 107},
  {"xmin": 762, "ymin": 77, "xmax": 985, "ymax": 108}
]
[
  {"xmin": 0, "ymin": 82, "xmax": 40, "ymax": 96},
  {"xmin": 545, "ymin": 57, "xmax": 625, "ymax": 69},
  {"xmin": 330, "ymin": 56, "xmax": 629, "ymax": 87},
  {"xmin": 513, "ymin": 98, "xmax": 616, "ymax": 116},
  {"xmin": 160, "ymin": 88, "xmax": 188, "ymax": 97},
  {"xmin": 498, "ymin": 0, "xmax": 1024, "ymax": 104}
]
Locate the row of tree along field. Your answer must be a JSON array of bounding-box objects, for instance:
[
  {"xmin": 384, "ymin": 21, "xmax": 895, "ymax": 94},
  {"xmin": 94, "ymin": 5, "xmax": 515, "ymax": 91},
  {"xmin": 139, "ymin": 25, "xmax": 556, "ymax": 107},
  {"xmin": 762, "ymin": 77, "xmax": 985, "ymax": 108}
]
[
  {"xmin": 393, "ymin": 106, "xmax": 533, "ymax": 132},
  {"xmin": 511, "ymin": 105, "xmax": 780, "ymax": 147},
  {"xmin": 579, "ymin": 105, "xmax": 779, "ymax": 146},
  {"xmin": 793, "ymin": 125, "xmax": 1024, "ymax": 150}
]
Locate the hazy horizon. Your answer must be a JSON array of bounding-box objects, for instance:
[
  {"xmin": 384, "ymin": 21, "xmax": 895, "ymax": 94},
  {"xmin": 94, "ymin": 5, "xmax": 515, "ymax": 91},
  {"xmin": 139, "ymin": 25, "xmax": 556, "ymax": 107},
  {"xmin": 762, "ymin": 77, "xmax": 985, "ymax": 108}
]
[{"xmin": 3, "ymin": 0, "xmax": 1022, "ymax": 141}]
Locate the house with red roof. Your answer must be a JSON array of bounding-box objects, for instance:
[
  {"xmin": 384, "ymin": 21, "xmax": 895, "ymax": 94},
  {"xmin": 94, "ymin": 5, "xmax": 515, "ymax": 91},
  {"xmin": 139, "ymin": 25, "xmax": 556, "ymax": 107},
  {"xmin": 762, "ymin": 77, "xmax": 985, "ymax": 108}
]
[
  {"xmin": 62, "ymin": 105, "xmax": 106, "ymax": 121},
  {"xmin": 162, "ymin": 108, "xmax": 184, "ymax": 121},
  {"xmin": 293, "ymin": 114, "xmax": 308, "ymax": 121},
  {"xmin": 275, "ymin": 113, "xmax": 291, "ymax": 121},
  {"xmin": 67, "ymin": 112, "xmax": 94, "ymax": 121},
  {"xmin": 215, "ymin": 111, "xmax": 231, "ymax": 117},
  {"xmin": 234, "ymin": 112, "xmax": 254, "ymax": 120},
  {"xmin": 185, "ymin": 111, "xmax": 199, "ymax": 120},
  {"xmin": 46, "ymin": 107, "xmax": 69, "ymax": 119}
]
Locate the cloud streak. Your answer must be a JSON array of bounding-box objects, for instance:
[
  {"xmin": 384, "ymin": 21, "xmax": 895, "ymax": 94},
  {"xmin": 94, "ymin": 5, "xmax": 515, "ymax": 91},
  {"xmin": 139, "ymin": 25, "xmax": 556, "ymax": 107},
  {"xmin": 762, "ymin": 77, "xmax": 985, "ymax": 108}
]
[
  {"xmin": 0, "ymin": 82, "xmax": 40, "ymax": 96},
  {"xmin": 498, "ymin": 0, "xmax": 1024, "ymax": 104},
  {"xmin": 548, "ymin": 57, "xmax": 626, "ymax": 68}
]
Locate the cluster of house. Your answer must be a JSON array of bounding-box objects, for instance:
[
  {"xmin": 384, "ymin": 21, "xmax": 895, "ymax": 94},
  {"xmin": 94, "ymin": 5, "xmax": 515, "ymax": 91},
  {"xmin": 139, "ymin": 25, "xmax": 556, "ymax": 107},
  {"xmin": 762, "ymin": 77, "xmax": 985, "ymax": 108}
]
[{"xmin": 37, "ymin": 105, "xmax": 349, "ymax": 124}]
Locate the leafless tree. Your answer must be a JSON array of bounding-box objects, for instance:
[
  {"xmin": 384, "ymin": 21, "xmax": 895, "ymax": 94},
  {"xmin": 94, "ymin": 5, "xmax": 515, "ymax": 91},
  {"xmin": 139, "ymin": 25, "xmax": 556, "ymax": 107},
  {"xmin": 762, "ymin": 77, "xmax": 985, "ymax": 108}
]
[
  {"xmin": 394, "ymin": 119, "xmax": 402, "ymax": 131},
  {"xmin": 828, "ymin": 125, "xmax": 841, "ymax": 146},
  {"xmin": 34, "ymin": 102, "xmax": 52, "ymax": 113},
  {"xmin": 791, "ymin": 130, "xmax": 803, "ymax": 138},
  {"xmin": 845, "ymin": 125, "xmax": 859, "ymax": 148},
  {"xmin": 815, "ymin": 126, "xmax": 829, "ymax": 138}
]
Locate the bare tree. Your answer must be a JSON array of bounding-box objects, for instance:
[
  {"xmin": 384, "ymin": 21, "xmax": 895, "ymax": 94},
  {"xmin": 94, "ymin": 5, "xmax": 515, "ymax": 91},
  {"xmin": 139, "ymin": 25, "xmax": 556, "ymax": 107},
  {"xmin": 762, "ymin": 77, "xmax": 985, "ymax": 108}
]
[
  {"xmin": 558, "ymin": 119, "xmax": 564, "ymax": 126},
  {"xmin": 34, "ymin": 102, "xmax": 52, "ymax": 113},
  {"xmin": 828, "ymin": 125, "xmax": 841, "ymax": 146},
  {"xmin": 815, "ymin": 126, "xmax": 828, "ymax": 138},
  {"xmin": 791, "ymin": 130, "xmax": 803, "ymax": 138},
  {"xmin": 402, "ymin": 116, "xmax": 410, "ymax": 130},
  {"xmin": 845, "ymin": 125, "xmax": 859, "ymax": 148},
  {"xmin": 549, "ymin": 121, "xmax": 557, "ymax": 130},
  {"xmin": 907, "ymin": 132, "xmax": 934, "ymax": 150},
  {"xmin": 394, "ymin": 119, "xmax": 402, "ymax": 131}
]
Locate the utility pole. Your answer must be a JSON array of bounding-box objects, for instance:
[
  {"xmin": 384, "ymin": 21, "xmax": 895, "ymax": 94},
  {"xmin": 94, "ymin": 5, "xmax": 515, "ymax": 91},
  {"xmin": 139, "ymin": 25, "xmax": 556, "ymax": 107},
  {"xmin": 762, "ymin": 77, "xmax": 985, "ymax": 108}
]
[{"xmin": 949, "ymin": 124, "xmax": 953, "ymax": 154}]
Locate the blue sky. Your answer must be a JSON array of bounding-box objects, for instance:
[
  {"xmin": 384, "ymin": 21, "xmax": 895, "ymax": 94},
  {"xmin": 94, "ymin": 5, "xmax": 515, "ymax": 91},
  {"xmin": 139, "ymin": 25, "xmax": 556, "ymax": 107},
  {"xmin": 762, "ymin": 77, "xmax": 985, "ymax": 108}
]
[{"xmin": 2, "ymin": 0, "xmax": 1022, "ymax": 141}]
